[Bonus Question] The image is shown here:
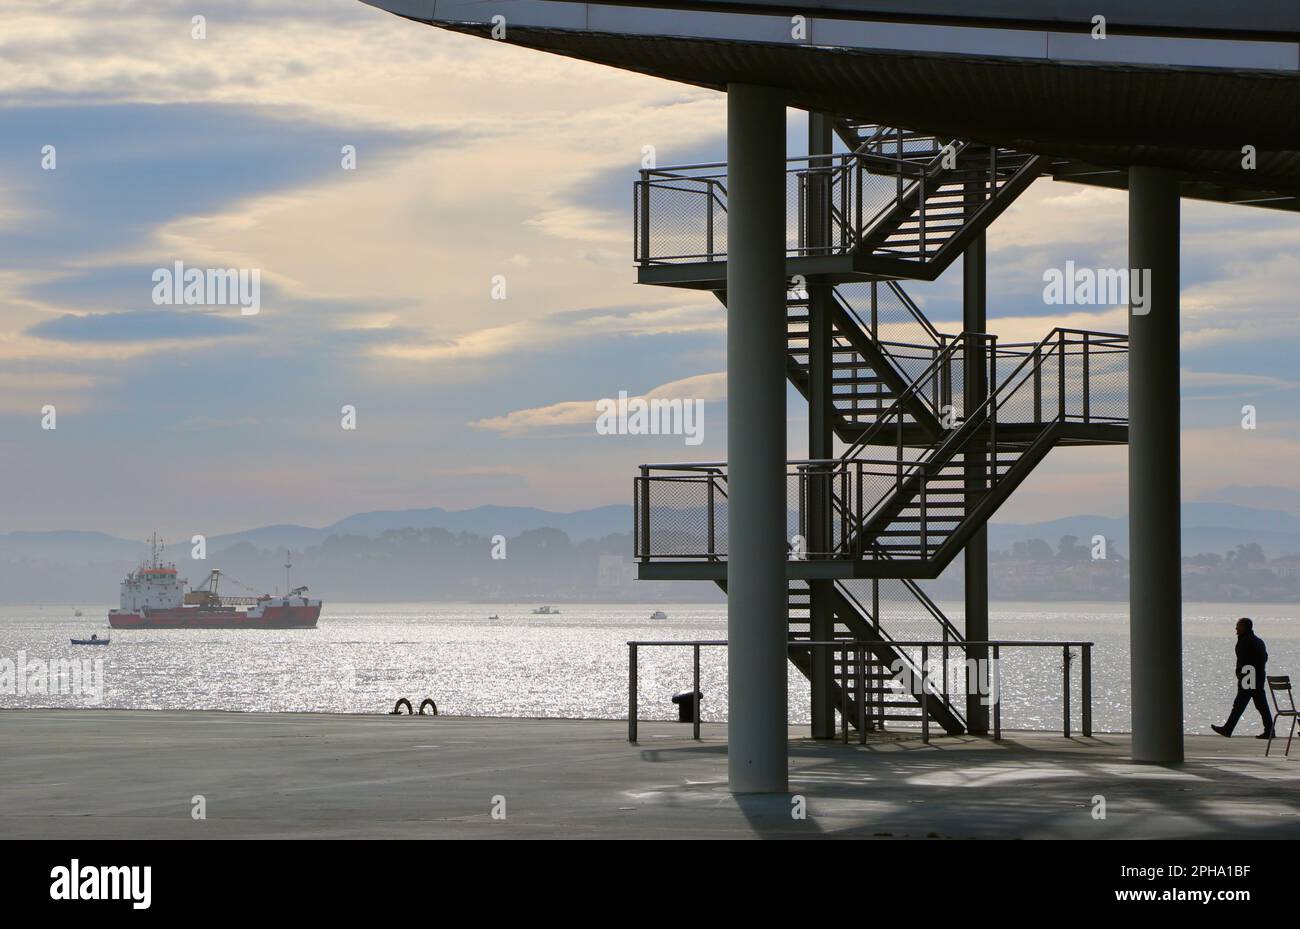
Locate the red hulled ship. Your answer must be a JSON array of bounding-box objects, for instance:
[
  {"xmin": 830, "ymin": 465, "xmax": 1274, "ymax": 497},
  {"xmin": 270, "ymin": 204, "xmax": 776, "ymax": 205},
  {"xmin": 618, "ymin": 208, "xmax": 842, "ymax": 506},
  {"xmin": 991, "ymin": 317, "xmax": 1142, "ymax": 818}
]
[{"xmin": 108, "ymin": 535, "xmax": 321, "ymax": 629}]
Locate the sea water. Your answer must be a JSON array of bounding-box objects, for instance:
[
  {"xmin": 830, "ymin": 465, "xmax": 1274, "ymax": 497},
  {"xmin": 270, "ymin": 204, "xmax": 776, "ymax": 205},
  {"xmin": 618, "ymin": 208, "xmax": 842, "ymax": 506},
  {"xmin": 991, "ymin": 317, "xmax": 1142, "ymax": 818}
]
[{"xmin": 1, "ymin": 601, "xmax": 1295, "ymax": 735}]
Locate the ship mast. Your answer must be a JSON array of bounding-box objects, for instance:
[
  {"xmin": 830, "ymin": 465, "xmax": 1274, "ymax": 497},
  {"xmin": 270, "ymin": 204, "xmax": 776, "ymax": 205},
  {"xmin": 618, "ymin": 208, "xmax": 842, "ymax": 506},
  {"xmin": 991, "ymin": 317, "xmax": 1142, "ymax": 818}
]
[{"xmin": 284, "ymin": 550, "xmax": 291, "ymax": 598}]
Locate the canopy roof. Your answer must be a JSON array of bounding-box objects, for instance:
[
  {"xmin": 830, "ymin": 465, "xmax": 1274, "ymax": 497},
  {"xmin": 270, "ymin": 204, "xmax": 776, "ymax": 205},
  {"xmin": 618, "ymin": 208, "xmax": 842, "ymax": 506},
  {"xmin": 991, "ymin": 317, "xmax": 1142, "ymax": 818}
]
[{"xmin": 363, "ymin": 0, "xmax": 1300, "ymax": 208}]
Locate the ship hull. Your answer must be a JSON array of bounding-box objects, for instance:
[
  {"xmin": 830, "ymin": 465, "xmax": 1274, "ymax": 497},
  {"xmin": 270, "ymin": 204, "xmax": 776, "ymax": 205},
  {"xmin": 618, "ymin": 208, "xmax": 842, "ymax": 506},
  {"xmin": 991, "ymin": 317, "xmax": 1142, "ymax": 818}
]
[{"xmin": 109, "ymin": 604, "xmax": 320, "ymax": 629}]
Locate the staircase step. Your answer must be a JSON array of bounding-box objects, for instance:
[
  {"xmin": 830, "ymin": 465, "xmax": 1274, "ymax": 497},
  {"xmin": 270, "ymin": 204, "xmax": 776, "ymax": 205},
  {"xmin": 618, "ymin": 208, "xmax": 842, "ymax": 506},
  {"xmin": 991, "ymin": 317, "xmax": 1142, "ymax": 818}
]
[
  {"xmin": 892, "ymin": 220, "xmax": 972, "ymax": 232},
  {"xmin": 878, "ymin": 236, "xmax": 958, "ymax": 249}
]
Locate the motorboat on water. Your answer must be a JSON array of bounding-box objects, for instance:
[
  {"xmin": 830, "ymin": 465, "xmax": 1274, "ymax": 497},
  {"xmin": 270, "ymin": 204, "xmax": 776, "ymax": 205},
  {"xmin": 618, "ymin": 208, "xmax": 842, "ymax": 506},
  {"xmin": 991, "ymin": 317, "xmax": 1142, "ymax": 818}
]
[
  {"xmin": 531, "ymin": 606, "xmax": 560, "ymax": 615},
  {"xmin": 71, "ymin": 634, "xmax": 109, "ymax": 646},
  {"xmin": 650, "ymin": 610, "xmax": 668, "ymax": 620}
]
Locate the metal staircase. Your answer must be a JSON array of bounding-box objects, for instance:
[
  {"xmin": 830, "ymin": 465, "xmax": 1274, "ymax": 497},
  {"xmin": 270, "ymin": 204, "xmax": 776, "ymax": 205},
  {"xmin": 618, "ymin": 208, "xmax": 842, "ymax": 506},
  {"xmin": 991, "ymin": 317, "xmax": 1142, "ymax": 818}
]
[
  {"xmin": 787, "ymin": 578, "xmax": 967, "ymax": 734},
  {"xmin": 635, "ymin": 327, "xmax": 1126, "ymax": 569},
  {"xmin": 820, "ymin": 327, "xmax": 1128, "ymax": 575},
  {"xmin": 630, "ymin": 122, "xmax": 1126, "ymax": 735},
  {"xmin": 715, "ymin": 577, "xmax": 968, "ymax": 735}
]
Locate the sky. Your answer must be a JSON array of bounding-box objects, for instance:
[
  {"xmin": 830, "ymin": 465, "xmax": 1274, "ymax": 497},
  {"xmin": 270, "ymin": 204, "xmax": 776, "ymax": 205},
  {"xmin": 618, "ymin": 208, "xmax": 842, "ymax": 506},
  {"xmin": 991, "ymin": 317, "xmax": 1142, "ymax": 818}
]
[{"xmin": 2, "ymin": 0, "xmax": 1300, "ymax": 540}]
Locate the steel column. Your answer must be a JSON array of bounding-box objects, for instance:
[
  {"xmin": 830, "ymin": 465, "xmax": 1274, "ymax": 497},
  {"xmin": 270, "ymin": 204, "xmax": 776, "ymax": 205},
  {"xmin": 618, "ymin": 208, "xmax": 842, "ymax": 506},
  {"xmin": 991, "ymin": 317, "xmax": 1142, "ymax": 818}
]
[
  {"xmin": 725, "ymin": 84, "xmax": 789, "ymax": 792},
  {"xmin": 963, "ymin": 230, "xmax": 990, "ymax": 735},
  {"xmin": 807, "ymin": 111, "xmax": 837, "ymax": 740},
  {"xmin": 1128, "ymin": 166, "xmax": 1184, "ymax": 764}
]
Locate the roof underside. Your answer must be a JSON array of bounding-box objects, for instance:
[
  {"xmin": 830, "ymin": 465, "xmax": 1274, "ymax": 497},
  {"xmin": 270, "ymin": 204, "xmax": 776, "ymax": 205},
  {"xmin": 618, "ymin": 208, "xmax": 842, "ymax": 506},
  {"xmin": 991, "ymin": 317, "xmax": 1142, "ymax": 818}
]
[{"xmin": 376, "ymin": 2, "xmax": 1300, "ymax": 210}]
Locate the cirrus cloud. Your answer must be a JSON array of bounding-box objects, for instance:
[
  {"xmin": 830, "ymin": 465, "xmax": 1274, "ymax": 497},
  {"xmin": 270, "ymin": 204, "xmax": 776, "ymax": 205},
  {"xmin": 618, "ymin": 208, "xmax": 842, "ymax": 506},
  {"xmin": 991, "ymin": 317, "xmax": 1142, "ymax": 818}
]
[{"xmin": 470, "ymin": 371, "xmax": 726, "ymax": 436}]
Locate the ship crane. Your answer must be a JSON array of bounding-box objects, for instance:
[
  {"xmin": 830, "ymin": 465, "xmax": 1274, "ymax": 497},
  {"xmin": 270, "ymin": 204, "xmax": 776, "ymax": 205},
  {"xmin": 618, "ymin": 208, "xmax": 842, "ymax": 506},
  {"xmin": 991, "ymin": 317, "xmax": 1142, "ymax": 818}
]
[{"xmin": 184, "ymin": 569, "xmax": 265, "ymax": 607}]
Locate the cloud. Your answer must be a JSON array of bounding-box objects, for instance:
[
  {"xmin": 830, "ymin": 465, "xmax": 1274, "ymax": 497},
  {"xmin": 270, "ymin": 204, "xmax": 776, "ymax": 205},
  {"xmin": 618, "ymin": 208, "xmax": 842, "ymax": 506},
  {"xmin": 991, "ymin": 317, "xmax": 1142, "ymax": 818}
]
[
  {"xmin": 1178, "ymin": 227, "xmax": 1300, "ymax": 351},
  {"xmin": 523, "ymin": 205, "xmax": 625, "ymax": 243},
  {"xmin": 470, "ymin": 371, "xmax": 725, "ymax": 436},
  {"xmin": 1182, "ymin": 424, "xmax": 1300, "ymax": 503},
  {"xmin": 985, "ymin": 179, "xmax": 1300, "ymax": 352},
  {"xmin": 372, "ymin": 300, "xmax": 721, "ymax": 362},
  {"xmin": 168, "ymin": 415, "xmax": 261, "ymax": 431},
  {"xmin": 26, "ymin": 310, "xmax": 251, "ymax": 343},
  {"xmin": 0, "ymin": 0, "xmax": 721, "ymax": 133},
  {"xmin": 0, "ymin": 369, "xmax": 103, "ymax": 414},
  {"xmin": 1182, "ymin": 368, "xmax": 1300, "ymax": 399},
  {"xmin": 7, "ymin": 0, "xmax": 1300, "ymax": 534},
  {"xmin": 976, "ymin": 305, "xmax": 1128, "ymax": 344}
]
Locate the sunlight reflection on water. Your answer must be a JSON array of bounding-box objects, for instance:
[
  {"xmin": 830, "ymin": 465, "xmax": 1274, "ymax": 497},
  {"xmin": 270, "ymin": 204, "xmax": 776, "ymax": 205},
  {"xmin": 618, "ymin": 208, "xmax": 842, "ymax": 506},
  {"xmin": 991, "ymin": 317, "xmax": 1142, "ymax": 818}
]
[{"xmin": 2, "ymin": 601, "xmax": 1295, "ymax": 735}]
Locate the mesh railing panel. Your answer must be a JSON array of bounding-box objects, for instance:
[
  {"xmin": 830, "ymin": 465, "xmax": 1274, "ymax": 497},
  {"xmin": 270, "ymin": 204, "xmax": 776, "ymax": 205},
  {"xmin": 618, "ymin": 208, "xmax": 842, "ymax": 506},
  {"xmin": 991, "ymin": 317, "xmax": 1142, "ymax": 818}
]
[
  {"xmin": 1082, "ymin": 343, "xmax": 1128, "ymax": 422},
  {"xmin": 638, "ymin": 475, "xmax": 726, "ymax": 559},
  {"xmin": 636, "ymin": 178, "xmax": 726, "ymax": 263},
  {"xmin": 992, "ymin": 335, "xmax": 1128, "ymax": 425},
  {"xmin": 636, "ymin": 157, "xmax": 936, "ymax": 264}
]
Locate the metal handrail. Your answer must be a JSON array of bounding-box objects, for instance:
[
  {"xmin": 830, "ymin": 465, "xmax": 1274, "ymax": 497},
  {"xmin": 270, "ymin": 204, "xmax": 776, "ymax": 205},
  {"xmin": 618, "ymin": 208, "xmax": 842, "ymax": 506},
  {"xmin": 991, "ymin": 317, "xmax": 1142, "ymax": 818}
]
[
  {"xmin": 836, "ymin": 574, "xmax": 966, "ymax": 654},
  {"xmin": 829, "ymin": 579, "xmax": 966, "ymax": 728},
  {"xmin": 982, "ymin": 326, "xmax": 1126, "ymax": 426},
  {"xmin": 633, "ymin": 145, "xmax": 1016, "ymax": 265},
  {"xmin": 633, "ymin": 327, "xmax": 1127, "ymax": 562},
  {"xmin": 840, "ymin": 329, "xmax": 995, "ymax": 460},
  {"xmin": 848, "ymin": 325, "xmax": 1126, "ymax": 461},
  {"xmin": 633, "ymin": 136, "xmax": 1044, "ymax": 267},
  {"xmin": 830, "ymin": 286, "xmax": 951, "ymax": 355},
  {"xmin": 884, "ymin": 279, "xmax": 949, "ymax": 344},
  {"xmin": 833, "ymin": 343, "xmax": 1040, "ymax": 557},
  {"xmin": 627, "ymin": 639, "xmax": 1094, "ymax": 744},
  {"xmin": 828, "ymin": 326, "xmax": 1127, "ymax": 558}
]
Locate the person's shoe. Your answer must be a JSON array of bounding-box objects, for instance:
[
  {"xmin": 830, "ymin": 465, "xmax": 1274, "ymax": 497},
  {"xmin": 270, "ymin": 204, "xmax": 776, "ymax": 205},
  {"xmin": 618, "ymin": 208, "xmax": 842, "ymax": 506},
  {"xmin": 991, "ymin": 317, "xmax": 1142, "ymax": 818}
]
[
  {"xmin": 1211, "ymin": 724, "xmax": 1231, "ymax": 737},
  {"xmin": 1256, "ymin": 731, "xmax": 1275, "ymax": 740}
]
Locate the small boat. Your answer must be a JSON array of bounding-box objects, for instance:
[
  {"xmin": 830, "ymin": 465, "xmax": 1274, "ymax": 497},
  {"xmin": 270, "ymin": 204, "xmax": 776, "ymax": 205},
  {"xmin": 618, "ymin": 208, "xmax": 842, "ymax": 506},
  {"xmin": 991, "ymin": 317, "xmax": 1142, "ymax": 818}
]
[
  {"xmin": 74, "ymin": 609, "xmax": 83, "ymax": 617},
  {"xmin": 531, "ymin": 605, "xmax": 560, "ymax": 615},
  {"xmin": 71, "ymin": 634, "xmax": 109, "ymax": 646},
  {"xmin": 650, "ymin": 610, "xmax": 668, "ymax": 620},
  {"xmin": 487, "ymin": 614, "xmax": 500, "ymax": 621}
]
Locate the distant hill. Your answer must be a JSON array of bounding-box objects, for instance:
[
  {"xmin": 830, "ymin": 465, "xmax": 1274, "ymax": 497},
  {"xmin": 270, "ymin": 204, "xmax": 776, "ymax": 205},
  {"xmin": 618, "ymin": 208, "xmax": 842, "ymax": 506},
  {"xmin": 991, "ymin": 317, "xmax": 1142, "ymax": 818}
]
[
  {"xmin": 8, "ymin": 501, "xmax": 1300, "ymax": 566},
  {"xmin": 324, "ymin": 504, "xmax": 631, "ymax": 542},
  {"xmin": 0, "ymin": 506, "xmax": 641, "ymax": 602},
  {"xmin": 989, "ymin": 502, "xmax": 1300, "ymax": 557},
  {"xmin": 6, "ymin": 499, "xmax": 1300, "ymax": 602},
  {"xmin": 202, "ymin": 504, "xmax": 633, "ymax": 551},
  {"xmin": 0, "ymin": 530, "xmax": 145, "ymax": 563},
  {"xmin": 1194, "ymin": 485, "xmax": 1300, "ymax": 518}
]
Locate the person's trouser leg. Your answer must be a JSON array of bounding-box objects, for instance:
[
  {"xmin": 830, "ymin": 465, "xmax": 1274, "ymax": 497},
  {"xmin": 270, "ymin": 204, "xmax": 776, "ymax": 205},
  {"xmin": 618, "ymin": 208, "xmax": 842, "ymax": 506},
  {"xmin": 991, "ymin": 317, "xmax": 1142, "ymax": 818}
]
[
  {"xmin": 1251, "ymin": 686, "xmax": 1274, "ymax": 735},
  {"xmin": 1223, "ymin": 686, "xmax": 1252, "ymax": 734}
]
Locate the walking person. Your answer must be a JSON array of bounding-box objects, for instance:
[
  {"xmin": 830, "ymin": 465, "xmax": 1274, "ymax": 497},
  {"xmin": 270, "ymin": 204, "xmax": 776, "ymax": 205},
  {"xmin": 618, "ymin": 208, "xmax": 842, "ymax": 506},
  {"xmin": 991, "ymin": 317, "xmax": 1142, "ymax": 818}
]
[{"xmin": 1212, "ymin": 618, "xmax": 1274, "ymax": 740}]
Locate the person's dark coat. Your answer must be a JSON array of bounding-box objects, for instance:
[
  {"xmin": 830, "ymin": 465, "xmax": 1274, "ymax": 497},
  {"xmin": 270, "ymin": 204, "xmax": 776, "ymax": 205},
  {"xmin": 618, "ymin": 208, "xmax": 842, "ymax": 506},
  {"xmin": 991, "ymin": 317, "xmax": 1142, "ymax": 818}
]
[{"xmin": 1235, "ymin": 631, "xmax": 1268, "ymax": 683}]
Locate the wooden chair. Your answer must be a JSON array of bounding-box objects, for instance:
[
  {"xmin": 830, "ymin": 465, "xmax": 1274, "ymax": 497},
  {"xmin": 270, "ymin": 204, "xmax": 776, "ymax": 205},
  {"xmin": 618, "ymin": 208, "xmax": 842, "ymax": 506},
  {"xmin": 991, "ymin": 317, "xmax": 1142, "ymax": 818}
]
[{"xmin": 1265, "ymin": 676, "xmax": 1297, "ymax": 758}]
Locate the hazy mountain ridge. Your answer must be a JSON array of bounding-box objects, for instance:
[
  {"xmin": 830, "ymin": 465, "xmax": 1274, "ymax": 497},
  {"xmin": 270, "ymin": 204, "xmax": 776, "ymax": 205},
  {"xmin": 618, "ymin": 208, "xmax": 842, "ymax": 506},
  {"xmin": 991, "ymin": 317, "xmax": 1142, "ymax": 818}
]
[
  {"xmin": 988, "ymin": 502, "xmax": 1300, "ymax": 556},
  {"xmin": 5, "ymin": 500, "xmax": 1300, "ymax": 603},
  {"xmin": 0, "ymin": 504, "xmax": 635, "ymax": 557},
  {"xmin": 11, "ymin": 499, "xmax": 1300, "ymax": 560}
]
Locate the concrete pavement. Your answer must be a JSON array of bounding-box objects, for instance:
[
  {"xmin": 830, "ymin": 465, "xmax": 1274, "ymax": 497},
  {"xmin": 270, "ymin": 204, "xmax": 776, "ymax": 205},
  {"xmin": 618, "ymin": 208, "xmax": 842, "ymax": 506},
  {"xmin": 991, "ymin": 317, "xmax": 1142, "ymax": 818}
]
[{"xmin": 1, "ymin": 710, "xmax": 1296, "ymax": 838}]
